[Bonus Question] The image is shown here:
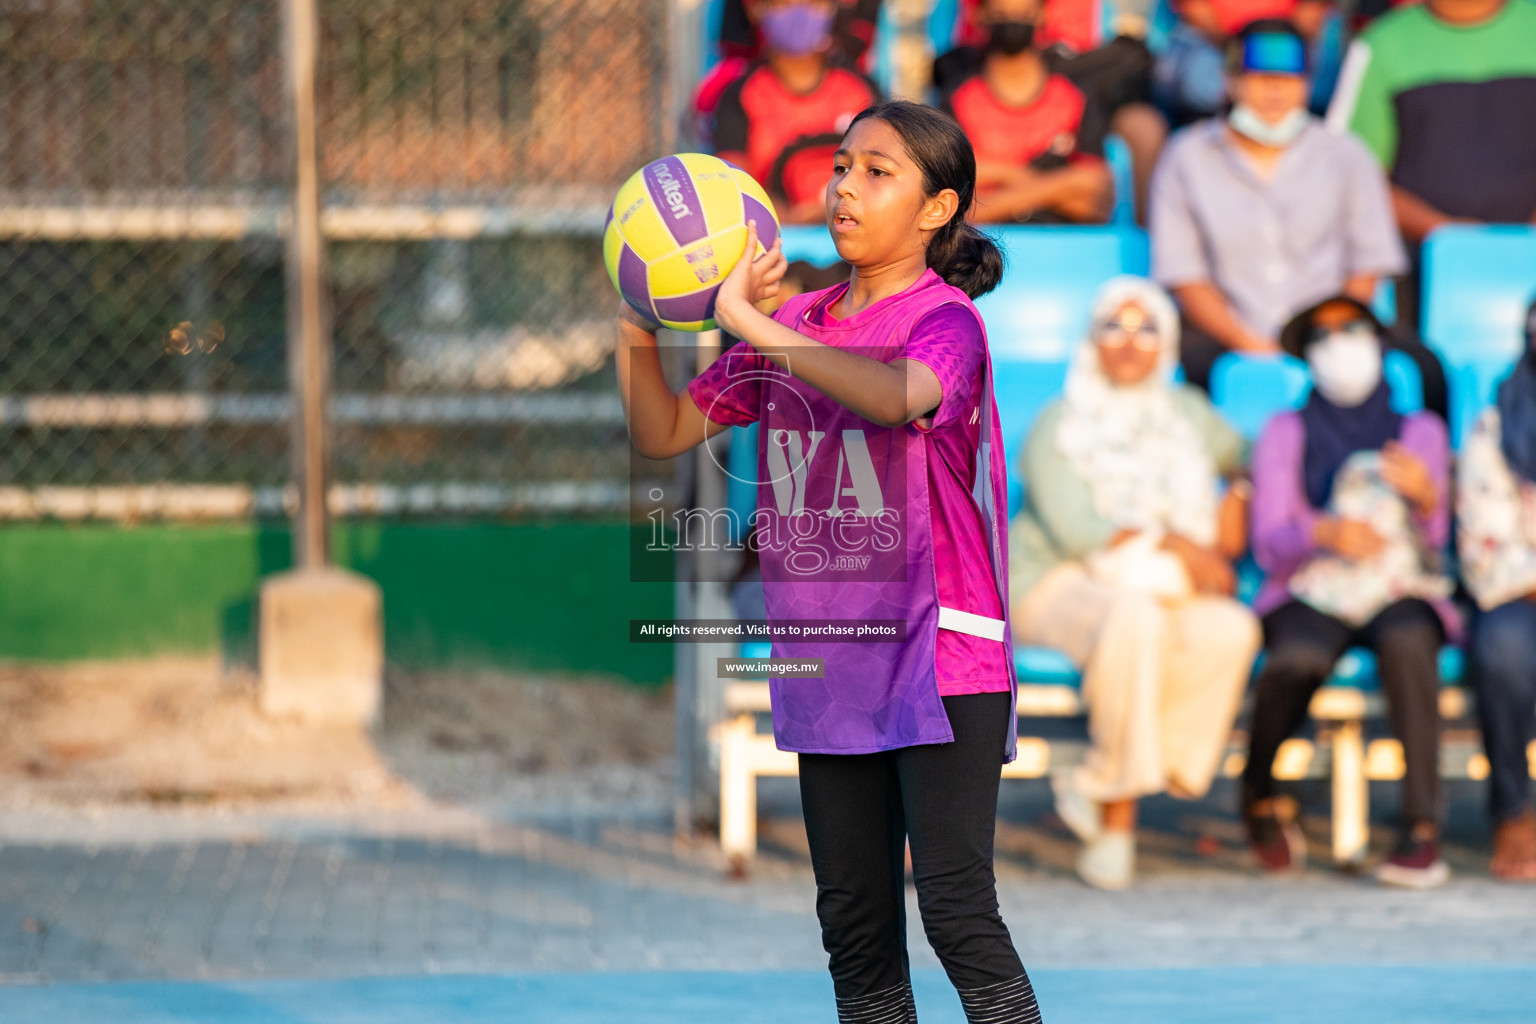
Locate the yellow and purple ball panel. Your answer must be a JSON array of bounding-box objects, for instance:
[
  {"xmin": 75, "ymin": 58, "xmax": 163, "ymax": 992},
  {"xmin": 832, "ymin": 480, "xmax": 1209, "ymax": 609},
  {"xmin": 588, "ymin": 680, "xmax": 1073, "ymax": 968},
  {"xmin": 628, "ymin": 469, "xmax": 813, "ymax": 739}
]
[{"xmin": 603, "ymin": 153, "xmax": 781, "ymax": 332}]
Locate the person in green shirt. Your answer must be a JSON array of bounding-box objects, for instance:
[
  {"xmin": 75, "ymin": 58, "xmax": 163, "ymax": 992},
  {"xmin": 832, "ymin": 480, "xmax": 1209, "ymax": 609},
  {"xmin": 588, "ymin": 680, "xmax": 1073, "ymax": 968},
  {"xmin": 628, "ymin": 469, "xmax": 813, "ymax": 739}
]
[
  {"xmin": 1007, "ymin": 275, "xmax": 1259, "ymax": 890},
  {"xmin": 1327, "ymin": 0, "xmax": 1536, "ymax": 243}
]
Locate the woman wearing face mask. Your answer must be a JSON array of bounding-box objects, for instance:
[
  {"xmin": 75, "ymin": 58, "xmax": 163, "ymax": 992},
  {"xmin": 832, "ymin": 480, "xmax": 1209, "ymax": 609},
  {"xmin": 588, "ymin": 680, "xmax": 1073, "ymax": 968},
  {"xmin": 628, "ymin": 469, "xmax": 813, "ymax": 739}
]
[
  {"xmin": 1456, "ymin": 297, "xmax": 1536, "ymax": 882},
  {"xmin": 714, "ymin": 0, "xmax": 881, "ymax": 225},
  {"xmin": 1008, "ymin": 276, "xmax": 1260, "ymax": 890},
  {"xmin": 1148, "ymin": 18, "xmax": 1449, "ymax": 420},
  {"xmin": 1243, "ymin": 295, "xmax": 1459, "ymax": 888}
]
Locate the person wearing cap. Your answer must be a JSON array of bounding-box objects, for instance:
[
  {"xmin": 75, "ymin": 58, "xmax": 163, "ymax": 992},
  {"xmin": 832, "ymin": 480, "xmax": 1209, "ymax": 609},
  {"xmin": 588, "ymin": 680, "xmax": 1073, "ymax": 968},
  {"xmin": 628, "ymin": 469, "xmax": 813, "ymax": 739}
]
[
  {"xmin": 1244, "ymin": 295, "xmax": 1458, "ymax": 888},
  {"xmin": 1148, "ymin": 18, "xmax": 1412, "ymax": 396},
  {"xmin": 1154, "ymin": 0, "xmax": 1332, "ymax": 128},
  {"xmin": 1456, "ymin": 296, "xmax": 1536, "ymax": 882}
]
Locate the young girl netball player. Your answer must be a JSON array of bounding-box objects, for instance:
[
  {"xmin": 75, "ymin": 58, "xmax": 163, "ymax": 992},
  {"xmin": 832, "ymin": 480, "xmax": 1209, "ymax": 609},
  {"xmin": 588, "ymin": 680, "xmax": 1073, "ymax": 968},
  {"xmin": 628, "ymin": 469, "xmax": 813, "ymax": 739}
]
[{"xmin": 616, "ymin": 100, "xmax": 1041, "ymax": 1024}]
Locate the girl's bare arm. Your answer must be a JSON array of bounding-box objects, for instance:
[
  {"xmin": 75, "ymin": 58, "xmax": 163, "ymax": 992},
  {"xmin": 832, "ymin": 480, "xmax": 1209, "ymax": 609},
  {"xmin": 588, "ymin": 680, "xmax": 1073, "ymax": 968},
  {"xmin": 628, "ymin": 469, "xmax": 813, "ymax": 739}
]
[
  {"xmin": 713, "ymin": 223, "xmax": 944, "ymax": 429},
  {"xmin": 615, "ymin": 302, "xmax": 734, "ymax": 460}
]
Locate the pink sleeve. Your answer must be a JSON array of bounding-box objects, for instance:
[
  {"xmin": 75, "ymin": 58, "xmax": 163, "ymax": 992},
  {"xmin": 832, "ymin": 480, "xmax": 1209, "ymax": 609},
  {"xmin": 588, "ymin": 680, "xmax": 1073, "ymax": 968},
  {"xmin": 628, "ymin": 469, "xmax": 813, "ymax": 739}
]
[
  {"xmin": 900, "ymin": 304, "xmax": 985, "ymax": 432},
  {"xmin": 1400, "ymin": 412, "xmax": 1452, "ymax": 549},
  {"xmin": 1252, "ymin": 412, "xmax": 1322, "ymax": 578},
  {"xmin": 685, "ymin": 338, "xmax": 765, "ymax": 427}
]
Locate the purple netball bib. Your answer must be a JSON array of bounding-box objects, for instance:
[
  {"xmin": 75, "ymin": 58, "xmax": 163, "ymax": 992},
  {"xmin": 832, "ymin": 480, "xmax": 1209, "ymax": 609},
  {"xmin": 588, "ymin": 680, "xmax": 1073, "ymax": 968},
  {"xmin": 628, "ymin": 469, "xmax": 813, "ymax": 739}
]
[{"xmin": 744, "ymin": 269, "xmax": 1018, "ymax": 760}]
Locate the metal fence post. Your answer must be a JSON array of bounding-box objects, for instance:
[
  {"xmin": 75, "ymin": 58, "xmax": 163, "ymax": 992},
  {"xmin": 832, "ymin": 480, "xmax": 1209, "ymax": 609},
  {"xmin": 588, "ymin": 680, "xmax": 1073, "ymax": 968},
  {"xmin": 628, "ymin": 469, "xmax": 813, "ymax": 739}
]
[
  {"xmin": 689, "ymin": 330, "xmax": 731, "ymax": 831},
  {"xmin": 666, "ymin": 0, "xmax": 720, "ymax": 837},
  {"xmin": 258, "ymin": 0, "xmax": 382, "ymax": 729},
  {"xmin": 282, "ymin": 0, "xmax": 332, "ymax": 568}
]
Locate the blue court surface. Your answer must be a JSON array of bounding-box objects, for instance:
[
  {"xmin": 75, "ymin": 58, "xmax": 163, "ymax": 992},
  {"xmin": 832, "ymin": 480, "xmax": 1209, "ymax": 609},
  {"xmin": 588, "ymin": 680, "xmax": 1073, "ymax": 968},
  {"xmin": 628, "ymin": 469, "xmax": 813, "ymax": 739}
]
[{"xmin": 6, "ymin": 965, "xmax": 1533, "ymax": 1023}]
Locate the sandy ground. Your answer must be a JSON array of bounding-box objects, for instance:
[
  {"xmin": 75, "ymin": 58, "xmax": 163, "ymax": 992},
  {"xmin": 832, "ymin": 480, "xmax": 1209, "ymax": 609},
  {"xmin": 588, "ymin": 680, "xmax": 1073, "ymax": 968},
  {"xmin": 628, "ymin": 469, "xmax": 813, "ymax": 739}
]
[{"xmin": 0, "ymin": 657, "xmax": 674, "ymax": 813}]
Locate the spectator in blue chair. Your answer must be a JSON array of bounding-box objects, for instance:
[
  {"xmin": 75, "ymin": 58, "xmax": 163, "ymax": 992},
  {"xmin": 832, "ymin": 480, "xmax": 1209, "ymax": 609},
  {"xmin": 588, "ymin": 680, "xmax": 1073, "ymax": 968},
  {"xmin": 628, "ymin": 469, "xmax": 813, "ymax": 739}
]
[
  {"xmin": 1153, "ymin": 0, "xmax": 1332, "ymax": 126},
  {"xmin": 694, "ymin": 2, "xmax": 881, "ymax": 150},
  {"xmin": 938, "ymin": 0, "xmax": 1116, "ymax": 224},
  {"xmin": 936, "ymin": 0, "xmax": 1168, "ymax": 218},
  {"xmin": 1456, "ymin": 297, "xmax": 1536, "ymax": 882},
  {"xmin": 1326, "ymin": 0, "xmax": 1536, "ymax": 330},
  {"xmin": 714, "ymin": 1, "xmax": 881, "ymax": 224},
  {"xmin": 1007, "ymin": 276, "xmax": 1259, "ymax": 890},
  {"xmin": 1148, "ymin": 20, "xmax": 1427, "ymax": 405},
  {"xmin": 1243, "ymin": 295, "xmax": 1459, "ymax": 888}
]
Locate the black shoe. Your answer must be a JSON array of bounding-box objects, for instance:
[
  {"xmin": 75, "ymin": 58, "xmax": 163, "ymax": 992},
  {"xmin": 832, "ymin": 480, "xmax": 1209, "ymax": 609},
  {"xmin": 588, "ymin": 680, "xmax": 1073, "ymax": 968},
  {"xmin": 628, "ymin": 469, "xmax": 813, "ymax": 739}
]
[
  {"xmin": 1374, "ymin": 822, "xmax": 1450, "ymax": 889},
  {"xmin": 1243, "ymin": 794, "xmax": 1306, "ymax": 873}
]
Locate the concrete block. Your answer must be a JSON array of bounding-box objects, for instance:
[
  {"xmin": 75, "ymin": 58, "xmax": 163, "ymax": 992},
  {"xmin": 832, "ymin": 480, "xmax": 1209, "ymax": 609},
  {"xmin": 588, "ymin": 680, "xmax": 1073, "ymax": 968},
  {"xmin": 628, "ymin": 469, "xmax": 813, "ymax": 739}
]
[{"xmin": 259, "ymin": 568, "xmax": 383, "ymax": 726}]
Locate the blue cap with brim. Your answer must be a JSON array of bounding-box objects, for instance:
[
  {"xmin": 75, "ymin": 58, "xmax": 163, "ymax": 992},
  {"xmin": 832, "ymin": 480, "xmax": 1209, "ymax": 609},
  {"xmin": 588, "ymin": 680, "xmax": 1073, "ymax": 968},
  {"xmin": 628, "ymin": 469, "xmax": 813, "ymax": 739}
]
[{"xmin": 1237, "ymin": 31, "xmax": 1308, "ymax": 75}]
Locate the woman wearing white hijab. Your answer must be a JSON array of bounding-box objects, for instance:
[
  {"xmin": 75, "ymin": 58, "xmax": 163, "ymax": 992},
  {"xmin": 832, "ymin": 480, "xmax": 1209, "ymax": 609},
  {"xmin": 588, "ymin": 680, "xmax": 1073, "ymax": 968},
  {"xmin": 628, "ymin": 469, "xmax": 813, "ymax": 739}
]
[{"xmin": 1008, "ymin": 275, "xmax": 1260, "ymax": 889}]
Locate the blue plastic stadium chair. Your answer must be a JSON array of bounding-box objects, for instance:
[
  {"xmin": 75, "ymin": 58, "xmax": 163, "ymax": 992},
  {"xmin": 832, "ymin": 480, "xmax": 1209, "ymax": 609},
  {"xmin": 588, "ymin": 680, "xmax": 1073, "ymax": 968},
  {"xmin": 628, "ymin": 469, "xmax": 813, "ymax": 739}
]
[
  {"xmin": 1384, "ymin": 350, "xmax": 1424, "ymax": 413},
  {"xmin": 929, "ymin": 0, "xmax": 961, "ymax": 53},
  {"xmin": 973, "ymin": 226, "xmax": 1150, "ymax": 363},
  {"xmin": 1235, "ymin": 553, "xmax": 1265, "ymax": 606},
  {"xmin": 778, "ymin": 224, "xmax": 843, "ymax": 266},
  {"xmin": 1014, "ymin": 646, "xmax": 1082, "ymax": 686},
  {"xmin": 992, "ymin": 358, "xmax": 1070, "ymax": 517},
  {"xmin": 1422, "ymin": 225, "xmax": 1536, "ymax": 367},
  {"xmin": 1372, "ymin": 277, "xmax": 1397, "ymax": 325},
  {"xmin": 1420, "ymin": 225, "xmax": 1535, "ymax": 446},
  {"xmin": 1449, "ymin": 354, "xmax": 1518, "ymax": 450},
  {"xmin": 1307, "ymin": 11, "xmax": 1347, "ymax": 112},
  {"xmin": 874, "ymin": 2, "xmax": 898, "ymax": 96},
  {"xmin": 1211, "ymin": 355, "xmax": 1309, "ymax": 440},
  {"xmin": 1210, "ymin": 351, "xmax": 1423, "ymax": 440},
  {"xmin": 726, "ymin": 422, "xmax": 760, "ymax": 546},
  {"xmin": 1104, "ymin": 135, "xmax": 1136, "ymax": 226},
  {"xmin": 1326, "ymin": 646, "xmax": 1465, "ymax": 691},
  {"xmin": 700, "ymin": 0, "xmax": 725, "ymax": 75}
]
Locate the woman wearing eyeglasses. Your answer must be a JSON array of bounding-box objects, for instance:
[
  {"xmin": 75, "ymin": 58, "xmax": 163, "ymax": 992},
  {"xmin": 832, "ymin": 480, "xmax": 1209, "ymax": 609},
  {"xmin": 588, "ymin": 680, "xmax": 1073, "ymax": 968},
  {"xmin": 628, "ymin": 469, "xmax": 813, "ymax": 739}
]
[
  {"xmin": 1007, "ymin": 276, "xmax": 1259, "ymax": 890},
  {"xmin": 1243, "ymin": 295, "xmax": 1458, "ymax": 888}
]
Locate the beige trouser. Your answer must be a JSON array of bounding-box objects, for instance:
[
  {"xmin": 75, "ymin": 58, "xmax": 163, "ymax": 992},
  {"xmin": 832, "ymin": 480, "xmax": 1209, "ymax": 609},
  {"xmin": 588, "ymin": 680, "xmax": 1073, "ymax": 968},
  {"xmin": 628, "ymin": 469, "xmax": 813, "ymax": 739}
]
[{"xmin": 1012, "ymin": 563, "xmax": 1262, "ymax": 804}]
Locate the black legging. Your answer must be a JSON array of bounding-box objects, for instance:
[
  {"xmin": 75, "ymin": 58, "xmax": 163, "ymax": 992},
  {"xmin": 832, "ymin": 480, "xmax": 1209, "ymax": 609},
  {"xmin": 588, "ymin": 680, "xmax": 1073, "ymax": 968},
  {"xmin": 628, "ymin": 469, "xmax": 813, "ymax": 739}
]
[
  {"xmin": 1243, "ymin": 599, "xmax": 1445, "ymax": 827},
  {"xmin": 798, "ymin": 691, "xmax": 1041, "ymax": 1024}
]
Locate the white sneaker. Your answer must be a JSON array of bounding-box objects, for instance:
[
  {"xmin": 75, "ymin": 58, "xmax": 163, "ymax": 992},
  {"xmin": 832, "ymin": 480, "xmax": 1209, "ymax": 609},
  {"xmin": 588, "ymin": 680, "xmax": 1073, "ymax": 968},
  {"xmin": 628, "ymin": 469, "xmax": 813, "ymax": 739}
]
[
  {"xmin": 1051, "ymin": 771, "xmax": 1102, "ymax": 843},
  {"xmin": 1078, "ymin": 830, "xmax": 1136, "ymax": 890}
]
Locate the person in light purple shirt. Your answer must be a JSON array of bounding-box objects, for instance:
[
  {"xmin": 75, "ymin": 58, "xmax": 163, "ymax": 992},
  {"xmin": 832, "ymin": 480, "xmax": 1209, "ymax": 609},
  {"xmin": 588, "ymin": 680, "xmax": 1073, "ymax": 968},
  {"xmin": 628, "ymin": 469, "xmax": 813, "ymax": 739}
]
[{"xmin": 1242, "ymin": 294, "xmax": 1459, "ymax": 889}]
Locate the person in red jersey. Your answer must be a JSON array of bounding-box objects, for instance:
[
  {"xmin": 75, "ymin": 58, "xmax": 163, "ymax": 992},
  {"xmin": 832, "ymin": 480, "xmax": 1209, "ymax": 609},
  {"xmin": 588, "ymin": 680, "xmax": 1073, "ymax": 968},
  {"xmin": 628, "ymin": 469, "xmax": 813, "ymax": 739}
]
[
  {"xmin": 939, "ymin": 0, "xmax": 1165, "ymax": 217},
  {"xmin": 717, "ymin": 0, "xmax": 882, "ymax": 66},
  {"xmin": 692, "ymin": 0, "xmax": 881, "ymax": 150},
  {"xmin": 714, "ymin": 0, "xmax": 882, "ymax": 224},
  {"xmin": 942, "ymin": 0, "xmax": 1114, "ymax": 224}
]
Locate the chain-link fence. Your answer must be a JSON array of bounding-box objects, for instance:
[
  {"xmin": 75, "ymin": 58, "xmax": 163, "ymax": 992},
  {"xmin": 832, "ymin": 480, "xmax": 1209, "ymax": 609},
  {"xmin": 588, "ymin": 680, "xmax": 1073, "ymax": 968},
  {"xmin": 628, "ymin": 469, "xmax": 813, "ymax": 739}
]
[{"xmin": 0, "ymin": 0, "xmax": 672, "ymax": 521}]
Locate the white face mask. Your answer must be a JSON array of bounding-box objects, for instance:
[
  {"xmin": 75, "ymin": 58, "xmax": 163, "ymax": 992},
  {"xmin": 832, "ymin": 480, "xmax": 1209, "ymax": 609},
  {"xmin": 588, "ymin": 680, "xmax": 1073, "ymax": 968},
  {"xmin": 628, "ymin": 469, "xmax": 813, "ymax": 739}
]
[
  {"xmin": 1307, "ymin": 331, "xmax": 1383, "ymax": 407},
  {"xmin": 1229, "ymin": 104, "xmax": 1308, "ymax": 147}
]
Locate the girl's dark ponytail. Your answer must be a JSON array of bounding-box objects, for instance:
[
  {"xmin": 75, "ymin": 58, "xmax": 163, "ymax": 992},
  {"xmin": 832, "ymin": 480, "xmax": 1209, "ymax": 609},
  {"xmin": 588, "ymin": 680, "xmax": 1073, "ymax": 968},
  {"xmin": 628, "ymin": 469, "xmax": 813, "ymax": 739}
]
[
  {"xmin": 845, "ymin": 100, "xmax": 1006, "ymax": 300},
  {"xmin": 926, "ymin": 217, "xmax": 1004, "ymax": 300}
]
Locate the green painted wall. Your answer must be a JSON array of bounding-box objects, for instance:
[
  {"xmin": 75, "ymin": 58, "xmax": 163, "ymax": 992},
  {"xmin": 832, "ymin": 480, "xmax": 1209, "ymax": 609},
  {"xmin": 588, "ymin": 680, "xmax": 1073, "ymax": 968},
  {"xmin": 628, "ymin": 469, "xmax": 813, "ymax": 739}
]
[{"xmin": 0, "ymin": 521, "xmax": 674, "ymax": 685}]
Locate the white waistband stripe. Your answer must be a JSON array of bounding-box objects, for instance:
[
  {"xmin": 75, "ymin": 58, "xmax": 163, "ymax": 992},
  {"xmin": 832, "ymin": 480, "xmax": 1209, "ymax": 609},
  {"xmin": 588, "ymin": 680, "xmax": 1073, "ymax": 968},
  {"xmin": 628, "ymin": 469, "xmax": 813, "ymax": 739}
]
[{"xmin": 937, "ymin": 605, "xmax": 1006, "ymax": 643}]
